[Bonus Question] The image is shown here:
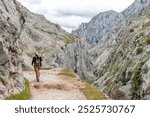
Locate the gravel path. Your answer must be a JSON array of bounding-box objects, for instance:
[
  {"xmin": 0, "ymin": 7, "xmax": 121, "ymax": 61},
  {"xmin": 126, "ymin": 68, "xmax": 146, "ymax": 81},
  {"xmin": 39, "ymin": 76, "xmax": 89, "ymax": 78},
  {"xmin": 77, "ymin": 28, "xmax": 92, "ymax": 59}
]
[{"xmin": 23, "ymin": 68, "xmax": 87, "ymax": 100}]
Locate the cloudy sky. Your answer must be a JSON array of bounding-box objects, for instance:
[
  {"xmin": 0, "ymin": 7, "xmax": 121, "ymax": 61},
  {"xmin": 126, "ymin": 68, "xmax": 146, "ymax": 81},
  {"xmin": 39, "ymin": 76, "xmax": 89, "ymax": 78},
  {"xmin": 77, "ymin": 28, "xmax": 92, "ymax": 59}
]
[{"xmin": 18, "ymin": 0, "xmax": 135, "ymax": 32}]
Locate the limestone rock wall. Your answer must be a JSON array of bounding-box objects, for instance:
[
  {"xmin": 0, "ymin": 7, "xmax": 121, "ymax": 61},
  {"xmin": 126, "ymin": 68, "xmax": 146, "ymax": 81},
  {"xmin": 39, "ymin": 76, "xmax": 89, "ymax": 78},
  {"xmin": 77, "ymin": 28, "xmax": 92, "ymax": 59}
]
[{"xmin": 0, "ymin": 0, "xmax": 24, "ymax": 99}]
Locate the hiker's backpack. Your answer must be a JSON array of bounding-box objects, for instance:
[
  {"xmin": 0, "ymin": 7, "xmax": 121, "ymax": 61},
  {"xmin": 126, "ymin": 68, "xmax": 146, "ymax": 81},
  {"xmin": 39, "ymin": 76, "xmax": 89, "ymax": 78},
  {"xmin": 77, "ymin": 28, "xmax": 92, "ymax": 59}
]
[{"xmin": 34, "ymin": 56, "xmax": 42, "ymax": 66}]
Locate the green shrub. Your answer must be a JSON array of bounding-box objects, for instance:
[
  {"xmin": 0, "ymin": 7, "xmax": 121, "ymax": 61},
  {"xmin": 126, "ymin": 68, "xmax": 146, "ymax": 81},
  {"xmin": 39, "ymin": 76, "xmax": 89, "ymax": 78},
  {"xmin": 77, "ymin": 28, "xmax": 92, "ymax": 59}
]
[
  {"xmin": 120, "ymin": 78, "xmax": 130, "ymax": 86},
  {"xmin": 61, "ymin": 68, "xmax": 75, "ymax": 77},
  {"xmin": 130, "ymin": 28, "xmax": 134, "ymax": 33},
  {"xmin": 120, "ymin": 71, "xmax": 132, "ymax": 85},
  {"xmin": 119, "ymin": 50, "xmax": 123, "ymax": 56},
  {"xmin": 136, "ymin": 47, "xmax": 143, "ymax": 55},
  {"xmin": 131, "ymin": 66, "xmax": 142, "ymax": 99},
  {"xmin": 145, "ymin": 37, "xmax": 150, "ymax": 44},
  {"xmin": 114, "ymin": 76, "xmax": 120, "ymax": 84},
  {"xmin": 128, "ymin": 71, "xmax": 133, "ymax": 77},
  {"xmin": 6, "ymin": 79, "xmax": 31, "ymax": 100}
]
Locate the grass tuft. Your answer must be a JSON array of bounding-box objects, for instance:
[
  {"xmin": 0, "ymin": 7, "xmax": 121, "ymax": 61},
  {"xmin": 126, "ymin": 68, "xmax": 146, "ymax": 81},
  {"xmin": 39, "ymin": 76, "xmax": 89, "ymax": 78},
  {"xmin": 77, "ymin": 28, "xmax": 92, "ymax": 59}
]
[
  {"xmin": 61, "ymin": 68, "xmax": 75, "ymax": 77},
  {"xmin": 6, "ymin": 78, "xmax": 31, "ymax": 100},
  {"xmin": 81, "ymin": 83, "xmax": 108, "ymax": 100},
  {"xmin": 61, "ymin": 68, "xmax": 108, "ymax": 100},
  {"xmin": 84, "ymin": 79, "xmax": 95, "ymax": 84}
]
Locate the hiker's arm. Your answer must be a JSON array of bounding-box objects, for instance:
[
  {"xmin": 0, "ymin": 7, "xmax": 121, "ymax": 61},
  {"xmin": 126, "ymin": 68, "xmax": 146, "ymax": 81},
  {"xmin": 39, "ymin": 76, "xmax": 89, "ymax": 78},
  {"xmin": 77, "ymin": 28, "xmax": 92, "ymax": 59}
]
[
  {"xmin": 32, "ymin": 57, "xmax": 34, "ymax": 65},
  {"xmin": 40, "ymin": 57, "xmax": 42, "ymax": 61},
  {"xmin": 40, "ymin": 57, "xmax": 42, "ymax": 67}
]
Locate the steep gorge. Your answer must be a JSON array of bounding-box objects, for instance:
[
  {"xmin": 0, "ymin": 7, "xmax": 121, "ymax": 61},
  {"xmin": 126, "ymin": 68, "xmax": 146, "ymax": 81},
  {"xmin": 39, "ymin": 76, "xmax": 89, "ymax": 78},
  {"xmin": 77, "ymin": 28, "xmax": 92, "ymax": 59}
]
[{"xmin": 0, "ymin": 0, "xmax": 150, "ymax": 100}]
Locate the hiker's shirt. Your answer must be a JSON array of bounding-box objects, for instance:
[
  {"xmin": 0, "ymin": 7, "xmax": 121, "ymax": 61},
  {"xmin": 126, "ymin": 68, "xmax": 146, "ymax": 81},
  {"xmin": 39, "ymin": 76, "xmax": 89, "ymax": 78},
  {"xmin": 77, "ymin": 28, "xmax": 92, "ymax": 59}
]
[{"xmin": 32, "ymin": 56, "xmax": 42, "ymax": 67}]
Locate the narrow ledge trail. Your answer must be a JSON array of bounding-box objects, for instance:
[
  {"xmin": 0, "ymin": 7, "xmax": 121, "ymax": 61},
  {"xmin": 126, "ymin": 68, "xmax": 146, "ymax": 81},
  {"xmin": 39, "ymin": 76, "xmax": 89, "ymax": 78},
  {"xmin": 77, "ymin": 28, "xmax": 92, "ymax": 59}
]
[{"xmin": 23, "ymin": 68, "xmax": 87, "ymax": 100}]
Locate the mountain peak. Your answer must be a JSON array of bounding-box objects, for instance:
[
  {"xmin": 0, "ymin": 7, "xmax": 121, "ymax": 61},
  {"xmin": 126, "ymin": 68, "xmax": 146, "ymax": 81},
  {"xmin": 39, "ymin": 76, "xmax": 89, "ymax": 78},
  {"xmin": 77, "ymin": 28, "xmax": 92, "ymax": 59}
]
[{"xmin": 135, "ymin": 0, "xmax": 149, "ymax": 4}]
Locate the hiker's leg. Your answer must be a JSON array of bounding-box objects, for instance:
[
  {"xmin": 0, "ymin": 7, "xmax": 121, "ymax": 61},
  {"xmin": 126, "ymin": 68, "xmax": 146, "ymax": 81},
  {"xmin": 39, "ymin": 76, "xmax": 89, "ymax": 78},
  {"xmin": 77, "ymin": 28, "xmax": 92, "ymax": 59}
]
[
  {"xmin": 38, "ymin": 66, "xmax": 40, "ymax": 81},
  {"xmin": 34, "ymin": 66, "xmax": 39, "ymax": 82},
  {"xmin": 36, "ymin": 68, "xmax": 40, "ymax": 82}
]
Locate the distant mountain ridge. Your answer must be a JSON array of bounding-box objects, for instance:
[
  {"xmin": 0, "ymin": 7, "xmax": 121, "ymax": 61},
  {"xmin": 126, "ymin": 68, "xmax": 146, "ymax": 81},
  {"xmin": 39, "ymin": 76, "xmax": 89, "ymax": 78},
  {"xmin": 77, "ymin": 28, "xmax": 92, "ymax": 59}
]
[{"xmin": 72, "ymin": 0, "xmax": 150, "ymax": 44}]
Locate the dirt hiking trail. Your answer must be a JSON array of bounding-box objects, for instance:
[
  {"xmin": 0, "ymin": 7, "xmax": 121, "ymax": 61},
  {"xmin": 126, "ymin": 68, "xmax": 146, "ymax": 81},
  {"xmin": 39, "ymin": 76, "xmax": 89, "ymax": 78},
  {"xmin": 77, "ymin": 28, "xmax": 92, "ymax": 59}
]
[{"xmin": 23, "ymin": 68, "xmax": 87, "ymax": 100}]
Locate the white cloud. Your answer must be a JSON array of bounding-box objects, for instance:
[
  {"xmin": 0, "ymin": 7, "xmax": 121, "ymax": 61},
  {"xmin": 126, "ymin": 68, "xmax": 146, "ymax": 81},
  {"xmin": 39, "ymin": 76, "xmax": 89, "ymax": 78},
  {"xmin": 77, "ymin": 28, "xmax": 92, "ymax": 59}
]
[{"xmin": 18, "ymin": 0, "xmax": 135, "ymax": 32}]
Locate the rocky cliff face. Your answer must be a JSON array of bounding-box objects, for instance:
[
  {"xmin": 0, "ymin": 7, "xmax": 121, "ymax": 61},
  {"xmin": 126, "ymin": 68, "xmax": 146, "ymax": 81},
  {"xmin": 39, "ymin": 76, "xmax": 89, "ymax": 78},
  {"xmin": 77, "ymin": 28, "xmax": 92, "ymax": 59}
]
[
  {"xmin": 72, "ymin": 0, "xmax": 150, "ymax": 45},
  {"xmin": 93, "ymin": 16, "xmax": 150, "ymax": 99},
  {"xmin": 64, "ymin": 39, "xmax": 94, "ymax": 79},
  {"xmin": 72, "ymin": 0, "xmax": 150, "ymax": 99},
  {"xmin": 15, "ymin": 2, "xmax": 68, "ymax": 69},
  {"xmin": 72, "ymin": 10, "xmax": 124, "ymax": 45},
  {"xmin": 0, "ymin": 0, "xmax": 24, "ymax": 99},
  {"xmin": 121, "ymin": 0, "xmax": 150, "ymax": 21}
]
